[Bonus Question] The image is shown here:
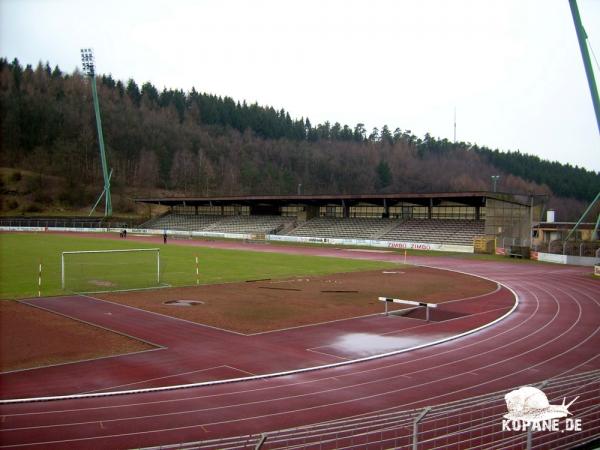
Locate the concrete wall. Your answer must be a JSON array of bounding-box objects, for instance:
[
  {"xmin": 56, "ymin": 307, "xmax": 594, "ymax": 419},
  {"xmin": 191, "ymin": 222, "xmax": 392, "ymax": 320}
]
[
  {"xmin": 485, "ymin": 198, "xmax": 531, "ymax": 245},
  {"xmin": 531, "ymin": 251, "xmax": 600, "ymax": 267}
]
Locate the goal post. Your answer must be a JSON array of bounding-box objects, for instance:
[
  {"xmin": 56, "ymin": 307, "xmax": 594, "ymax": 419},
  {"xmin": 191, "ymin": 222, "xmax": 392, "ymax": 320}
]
[{"xmin": 61, "ymin": 248, "xmax": 161, "ymax": 292}]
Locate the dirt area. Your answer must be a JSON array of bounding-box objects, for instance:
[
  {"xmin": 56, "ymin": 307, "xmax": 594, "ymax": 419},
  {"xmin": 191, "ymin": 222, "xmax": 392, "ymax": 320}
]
[
  {"xmin": 0, "ymin": 301, "xmax": 155, "ymax": 372},
  {"xmin": 98, "ymin": 267, "xmax": 497, "ymax": 334}
]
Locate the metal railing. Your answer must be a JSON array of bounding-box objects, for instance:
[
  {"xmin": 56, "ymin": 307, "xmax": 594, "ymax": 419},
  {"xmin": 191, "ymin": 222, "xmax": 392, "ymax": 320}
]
[
  {"xmin": 0, "ymin": 217, "xmax": 132, "ymax": 229},
  {"xmin": 146, "ymin": 369, "xmax": 600, "ymax": 450},
  {"xmin": 499, "ymin": 237, "xmax": 599, "ymax": 258},
  {"xmin": 537, "ymin": 239, "xmax": 600, "ymax": 257}
]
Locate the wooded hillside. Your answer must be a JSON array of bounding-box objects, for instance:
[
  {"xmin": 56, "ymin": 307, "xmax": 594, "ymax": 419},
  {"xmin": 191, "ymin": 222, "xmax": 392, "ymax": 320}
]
[{"xmin": 1, "ymin": 58, "xmax": 598, "ymax": 220}]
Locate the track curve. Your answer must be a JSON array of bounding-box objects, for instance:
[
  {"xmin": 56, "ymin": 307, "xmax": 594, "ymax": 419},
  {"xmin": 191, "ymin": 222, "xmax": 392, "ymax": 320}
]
[{"xmin": 0, "ymin": 242, "xmax": 598, "ymax": 449}]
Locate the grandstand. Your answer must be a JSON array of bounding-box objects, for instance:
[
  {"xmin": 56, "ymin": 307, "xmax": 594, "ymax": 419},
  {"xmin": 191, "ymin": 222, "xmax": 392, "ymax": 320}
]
[
  {"xmin": 141, "ymin": 214, "xmax": 222, "ymax": 232},
  {"xmin": 204, "ymin": 215, "xmax": 294, "ymax": 234},
  {"xmin": 136, "ymin": 192, "xmax": 541, "ymax": 250},
  {"xmin": 140, "ymin": 215, "xmax": 485, "ymax": 246},
  {"xmin": 287, "ymin": 217, "xmax": 485, "ymax": 246},
  {"xmin": 378, "ymin": 219, "xmax": 485, "ymax": 245},
  {"xmin": 141, "ymin": 214, "xmax": 294, "ymax": 235},
  {"xmin": 289, "ymin": 217, "xmax": 395, "ymax": 240}
]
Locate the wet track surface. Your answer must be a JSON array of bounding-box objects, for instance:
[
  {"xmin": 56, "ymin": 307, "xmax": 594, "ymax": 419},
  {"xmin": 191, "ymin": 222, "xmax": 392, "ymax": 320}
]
[{"xmin": 0, "ymin": 238, "xmax": 598, "ymax": 449}]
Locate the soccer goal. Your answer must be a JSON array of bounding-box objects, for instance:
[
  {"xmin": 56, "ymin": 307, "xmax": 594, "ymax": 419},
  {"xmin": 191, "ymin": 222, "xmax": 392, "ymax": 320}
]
[{"xmin": 61, "ymin": 248, "xmax": 161, "ymax": 293}]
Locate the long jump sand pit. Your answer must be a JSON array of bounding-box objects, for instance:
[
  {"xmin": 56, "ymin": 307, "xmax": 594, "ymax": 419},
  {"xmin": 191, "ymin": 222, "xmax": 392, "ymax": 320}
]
[
  {"xmin": 98, "ymin": 266, "xmax": 497, "ymax": 334},
  {"xmin": 0, "ymin": 301, "xmax": 154, "ymax": 372}
]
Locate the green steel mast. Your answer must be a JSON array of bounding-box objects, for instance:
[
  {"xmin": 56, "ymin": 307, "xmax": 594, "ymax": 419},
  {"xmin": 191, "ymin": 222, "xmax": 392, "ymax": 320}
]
[
  {"xmin": 569, "ymin": 0, "xmax": 600, "ymax": 135},
  {"xmin": 81, "ymin": 48, "xmax": 112, "ymax": 217},
  {"xmin": 567, "ymin": 1, "xmax": 599, "ymax": 241}
]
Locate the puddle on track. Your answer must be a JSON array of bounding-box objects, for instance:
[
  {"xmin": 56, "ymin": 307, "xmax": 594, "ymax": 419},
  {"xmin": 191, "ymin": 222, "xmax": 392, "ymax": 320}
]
[{"xmin": 318, "ymin": 332, "xmax": 452, "ymax": 358}]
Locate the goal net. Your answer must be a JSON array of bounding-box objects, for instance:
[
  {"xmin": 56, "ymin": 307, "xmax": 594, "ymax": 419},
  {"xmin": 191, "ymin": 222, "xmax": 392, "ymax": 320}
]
[{"xmin": 61, "ymin": 248, "xmax": 161, "ymax": 293}]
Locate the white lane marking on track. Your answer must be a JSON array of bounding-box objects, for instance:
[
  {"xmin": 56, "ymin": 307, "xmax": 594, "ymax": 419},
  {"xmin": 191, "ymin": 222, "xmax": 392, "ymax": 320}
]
[
  {"xmin": 2, "ymin": 265, "xmax": 598, "ymax": 450},
  {"xmin": 5, "ymin": 286, "xmax": 550, "ymax": 432},
  {"xmin": 223, "ymin": 365, "xmax": 257, "ymax": 377},
  {"xmin": 308, "ymin": 304, "xmax": 512, "ymax": 353},
  {"xmin": 1, "ymin": 277, "xmax": 532, "ymax": 417},
  {"xmin": 80, "ymin": 366, "xmax": 239, "ymax": 394},
  {"xmin": 2, "ymin": 277, "xmax": 517, "ymax": 406},
  {"xmin": 4, "ymin": 342, "xmax": 598, "ymax": 449},
  {"xmin": 1, "ymin": 299, "xmax": 165, "ymax": 376},
  {"xmin": 440, "ymin": 282, "xmax": 501, "ymax": 304},
  {"xmin": 305, "ymin": 349, "xmax": 350, "ymax": 361},
  {"xmin": 245, "ymin": 311, "xmax": 396, "ymax": 336},
  {"xmin": 78, "ymin": 294, "xmax": 248, "ymax": 336},
  {"xmin": 1, "ymin": 272, "xmax": 595, "ymax": 448}
]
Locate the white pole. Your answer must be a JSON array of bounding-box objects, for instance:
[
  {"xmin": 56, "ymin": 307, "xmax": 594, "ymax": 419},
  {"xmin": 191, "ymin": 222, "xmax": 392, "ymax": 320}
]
[
  {"xmin": 195, "ymin": 255, "xmax": 199, "ymax": 285},
  {"xmin": 38, "ymin": 260, "xmax": 42, "ymax": 297},
  {"xmin": 61, "ymin": 252, "xmax": 65, "ymax": 290},
  {"xmin": 157, "ymin": 249, "xmax": 160, "ymax": 284}
]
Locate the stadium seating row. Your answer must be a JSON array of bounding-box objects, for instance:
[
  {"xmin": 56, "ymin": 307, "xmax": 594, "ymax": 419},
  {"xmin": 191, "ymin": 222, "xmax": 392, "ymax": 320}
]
[
  {"xmin": 141, "ymin": 214, "xmax": 295, "ymax": 235},
  {"xmin": 141, "ymin": 213, "xmax": 484, "ymax": 245},
  {"xmin": 141, "ymin": 214, "xmax": 222, "ymax": 231},
  {"xmin": 288, "ymin": 217, "xmax": 395, "ymax": 239},
  {"xmin": 290, "ymin": 217, "xmax": 484, "ymax": 245},
  {"xmin": 379, "ymin": 218, "xmax": 485, "ymax": 245}
]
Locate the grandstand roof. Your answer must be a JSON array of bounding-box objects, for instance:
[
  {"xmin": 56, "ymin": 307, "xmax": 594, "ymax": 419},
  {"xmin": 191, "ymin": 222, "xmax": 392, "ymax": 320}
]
[{"xmin": 135, "ymin": 191, "xmax": 531, "ymax": 208}]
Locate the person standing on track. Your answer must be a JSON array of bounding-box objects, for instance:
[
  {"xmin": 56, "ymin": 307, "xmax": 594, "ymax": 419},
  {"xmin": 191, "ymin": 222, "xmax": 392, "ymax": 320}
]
[{"xmin": 163, "ymin": 230, "xmax": 167, "ymax": 244}]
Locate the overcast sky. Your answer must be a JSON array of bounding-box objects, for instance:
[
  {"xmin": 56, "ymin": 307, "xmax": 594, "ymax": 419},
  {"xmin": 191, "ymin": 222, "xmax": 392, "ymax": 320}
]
[{"xmin": 1, "ymin": 0, "xmax": 599, "ymax": 171}]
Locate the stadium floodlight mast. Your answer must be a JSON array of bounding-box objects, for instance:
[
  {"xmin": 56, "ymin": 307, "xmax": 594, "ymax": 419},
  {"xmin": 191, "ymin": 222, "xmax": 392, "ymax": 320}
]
[
  {"xmin": 491, "ymin": 175, "xmax": 500, "ymax": 193},
  {"xmin": 80, "ymin": 48, "xmax": 112, "ymax": 217}
]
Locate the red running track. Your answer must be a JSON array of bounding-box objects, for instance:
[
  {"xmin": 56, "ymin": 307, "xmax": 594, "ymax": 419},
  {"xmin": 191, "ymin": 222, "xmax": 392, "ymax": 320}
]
[
  {"xmin": 0, "ymin": 283, "xmax": 512, "ymax": 399},
  {"xmin": 0, "ymin": 238, "xmax": 599, "ymax": 449}
]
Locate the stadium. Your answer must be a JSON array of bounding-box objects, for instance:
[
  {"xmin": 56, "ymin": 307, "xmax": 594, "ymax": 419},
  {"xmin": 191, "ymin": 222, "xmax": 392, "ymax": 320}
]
[
  {"xmin": 1, "ymin": 1, "xmax": 600, "ymax": 449},
  {"xmin": 0, "ymin": 185, "xmax": 599, "ymax": 449}
]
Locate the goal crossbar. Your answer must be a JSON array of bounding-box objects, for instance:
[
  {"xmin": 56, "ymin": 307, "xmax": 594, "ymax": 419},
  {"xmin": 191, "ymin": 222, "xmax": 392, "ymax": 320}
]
[
  {"xmin": 61, "ymin": 248, "xmax": 160, "ymax": 255},
  {"xmin": 61, "ymin": 248, "xmax": 160, "ymax": 290}
]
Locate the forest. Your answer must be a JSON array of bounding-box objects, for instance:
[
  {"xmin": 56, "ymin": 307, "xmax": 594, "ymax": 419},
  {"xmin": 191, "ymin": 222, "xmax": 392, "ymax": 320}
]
[{"xmin": 0, "ymin": 58, "xmax": 598, "ymax": 220}]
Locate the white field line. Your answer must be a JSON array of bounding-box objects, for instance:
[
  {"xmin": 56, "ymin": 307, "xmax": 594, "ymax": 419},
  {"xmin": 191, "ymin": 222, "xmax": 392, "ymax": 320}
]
[
  {"xmin": 305, "ymin": 349, "xmax": 351, "ymax": 361},
  {"xmin": 0, "ymin": 268, "xmax": 519, "ymax": 404},
  {"xmin": 80, "ymin": 365, "xmax": 240, "ymax": 394},
  {"xmin": 77, "ymin": 294, "xmax": 248, "ymax": 337},
  {"xmin": 0, "ymin": 276, "xmax": 545, "ymax": 416},
  {"xmin": 308, "ymin": 305, "xmax": 513, "ymax": 353},
  {"xmin": 223, "ymin": 365, "xmax": 257, "ymax": 377},
  {"xmin": 0, "ymin": 300, "xmax": 166, "ymax": 376},
  {"xmin": 248, "ymin": 273, "xmax": 501, "ymax": 336}
]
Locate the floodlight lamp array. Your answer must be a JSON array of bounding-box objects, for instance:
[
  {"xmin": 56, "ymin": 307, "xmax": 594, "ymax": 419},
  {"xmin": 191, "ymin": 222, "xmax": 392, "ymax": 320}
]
[{"xmin": 80, "ymin": 48, "xmax": 95, "ymax": 77}]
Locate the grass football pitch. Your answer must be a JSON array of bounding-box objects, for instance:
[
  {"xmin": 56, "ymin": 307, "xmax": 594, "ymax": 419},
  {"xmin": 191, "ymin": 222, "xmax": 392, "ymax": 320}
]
[{"xmin": 0, "ymin": 233, "xmax": 396, "ymax": 299}]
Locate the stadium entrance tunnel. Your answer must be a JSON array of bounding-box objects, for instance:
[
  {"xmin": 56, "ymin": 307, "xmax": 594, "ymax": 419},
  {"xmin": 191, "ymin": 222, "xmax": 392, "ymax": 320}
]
[{"xmin": 389, "ymin": 306, "xmax": 471, "ymax": 322}]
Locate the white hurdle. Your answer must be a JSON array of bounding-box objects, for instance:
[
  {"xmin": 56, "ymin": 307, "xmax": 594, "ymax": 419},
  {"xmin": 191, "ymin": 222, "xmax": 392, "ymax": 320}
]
[{"xmin": 378, "ymin": 297, "xmax": 438, "ymax": 321}]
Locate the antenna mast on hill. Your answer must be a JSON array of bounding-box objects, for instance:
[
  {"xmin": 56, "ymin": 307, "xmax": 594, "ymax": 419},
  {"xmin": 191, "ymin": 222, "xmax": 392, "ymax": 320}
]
[
  {"xmin": 81, "ymin": 48, "xmax": 112, "ymax": 217},
  {"xmin": 453, "ymin": 107, "xmax": 457, "ymax": 143}
]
